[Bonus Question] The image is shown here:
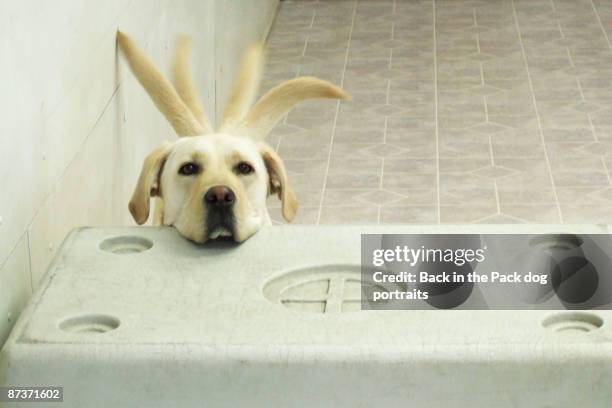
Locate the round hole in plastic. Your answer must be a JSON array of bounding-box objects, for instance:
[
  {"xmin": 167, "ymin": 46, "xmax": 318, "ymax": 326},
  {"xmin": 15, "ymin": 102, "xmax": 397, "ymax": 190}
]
[
  {"xmin": 59, "ymin": 314, "xmax": 120, "ymax": 334},
  {"xmin": 542, "ymin": 312, "xmax": 603, "ymax": 334},
  {"xmin": 99, "ymin": 236, "xmax": 153, "ymax": 254},
  {"xmin": 529, "ymin": 234, "xmax": 583, "ymax": 252}
]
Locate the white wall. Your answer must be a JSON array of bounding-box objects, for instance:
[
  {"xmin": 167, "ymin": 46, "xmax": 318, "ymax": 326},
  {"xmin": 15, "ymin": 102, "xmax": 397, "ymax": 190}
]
[
  {"xmin": 0, "ymin": 0, "xmax": 278, "ymax": 347},
  {"xmin": 214, "ymin": 1, "xmax": 278, "ymax": 118}
]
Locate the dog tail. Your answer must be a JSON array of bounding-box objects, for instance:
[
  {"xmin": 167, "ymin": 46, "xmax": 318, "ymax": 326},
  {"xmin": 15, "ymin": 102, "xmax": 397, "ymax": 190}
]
[
  {"xmin": 219, "ymin": 43, "xmax": 265, "ymax": 132},
  {"xmin": 116, "ymin": 30, "xmax": 209, "ymax": 136},
  {"xmin": 171, "ymin": 34, "xmax": 213, "ymax": 133},
  {"xmin": 235, "ymin": 76, "xmax": 351, "ymax": 139}
]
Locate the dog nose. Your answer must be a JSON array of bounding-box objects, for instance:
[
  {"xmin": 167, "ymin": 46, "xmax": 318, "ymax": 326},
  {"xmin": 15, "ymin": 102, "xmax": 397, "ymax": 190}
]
[{"xmin": 204, "ymin": 186, "xmax": 236, "ymax": 206}]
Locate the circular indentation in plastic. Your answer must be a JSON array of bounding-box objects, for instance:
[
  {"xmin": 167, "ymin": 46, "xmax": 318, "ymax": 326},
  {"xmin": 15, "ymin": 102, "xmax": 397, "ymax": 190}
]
[
  {"xmin": 529, "ymin": 234, "xmax": 583, "ymax": 252},
  {"xmin": 59, "ymin": 314, "xmax": 120, "ymax": 334},
  {"xmin": 552, "ymin": 257, "xmax": 599, "ymax": 304},
  {"xmin": 264, "ymin": 264, "xmax": 396, "ymax": 314},
  {"xmin": 542, "ymin": 312, "xmax": 603, "ymax": 334},
  {"xmin": 99, "ymin": 236, "xmax": 153, "ymax": 254}
]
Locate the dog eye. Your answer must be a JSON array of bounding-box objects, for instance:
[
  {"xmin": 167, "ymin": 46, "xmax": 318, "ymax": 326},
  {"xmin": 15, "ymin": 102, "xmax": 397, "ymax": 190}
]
[
  {"xmin": 178, "ymin": 162, "xmax": 200, "ymax": 175},
  {"xmin": 235, "ymin": 162, "xmax": 254, "ymax": 175}
]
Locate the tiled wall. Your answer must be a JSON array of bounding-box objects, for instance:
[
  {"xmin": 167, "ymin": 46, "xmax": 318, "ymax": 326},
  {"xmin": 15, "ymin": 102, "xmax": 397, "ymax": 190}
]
[{"xmin": 0, "ymin": 0, "xmax": 278, "ymax": 347}]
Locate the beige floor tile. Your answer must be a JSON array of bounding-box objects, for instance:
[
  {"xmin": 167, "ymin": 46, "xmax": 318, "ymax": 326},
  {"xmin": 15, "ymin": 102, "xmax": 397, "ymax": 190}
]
[
  {"xmin": 328, "ymin": 156, "xmax": 382, "ymax": 174},
  {"xmin": 283, "ymin": 159, "xmax": 329, "ymax": 175},
  {"xmin": 500, "ymin": 204, "xmax": 562, "ymax": 223},
  {"xmin": 381, "ymin": 188, "xmax": 437, "ymax": 205},
  {"xmin": 268, "ymin": 206, "xmax": 319, "ymax": 225},
  {"xmin": 354, "ymin": 189, "xmax": 406, "ymax": 206},
  {"xmin": 319, "ymin": 206, "xmax": 379, "ymax": 224},
  {"xmin": 561, "ymin": 204, "xmax": 612, "ymax": 224},
  {"xmin": 323, "ymin": 189, "xmax": 373, "ymax": 207},
  {"xmin": 439, "ymin": 158, "xmax": 492, "ymax": 173},
  {"xmin": 380, "ymin": 206, "xmax": 438, "ymax": 224},
  {"xmin": 383, "ymin": 173, "xmax": 436, "ymax": 190},
  {"xmin": 277, "ymin": 141, "xmax": 331, "ymax": 160},
  {"xmin": 556, "ymin": 187, "xmax": 611, "ymax": 205},
  {"xmin": 497, "ymin": 176, "xmax": 557, "ymax": 204},
  {"xmin": 287, "ymin": 173, "xmax": 327, "ymax": 191},
  {"xmin": 326, "ymin": 173, "xmax": 381, "ymax": 190},
  {"xmin": 261, "ymin": 0, "xmax": 612, "ymax": 225},
  {"xmin": 383, "ymin": 158, "xmax": 436, "ymax": 173},
  {"xmin": 551, "ymin": 170, "xmax": 610, "ymax": 188},
  {"xmin": 440, "ymin": 204, "xmax": 498, "ymax": 224}
]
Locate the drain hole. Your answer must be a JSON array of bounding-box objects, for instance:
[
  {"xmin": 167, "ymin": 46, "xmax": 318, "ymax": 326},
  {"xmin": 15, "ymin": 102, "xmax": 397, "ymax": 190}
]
[
  {"xmin": 99, "ymin": 236, "xmax": 153, "ymax": 254},
  {"xmin": 59, "ymin": 314, "xmax": 120, "ymax": 334},
  {"xmin": 542, "ymin": 312, "xmax": 603, "ymax": 334},
  {"xmin": 529, "ymin": 234, "xmax": 583, "ymax": 252}
]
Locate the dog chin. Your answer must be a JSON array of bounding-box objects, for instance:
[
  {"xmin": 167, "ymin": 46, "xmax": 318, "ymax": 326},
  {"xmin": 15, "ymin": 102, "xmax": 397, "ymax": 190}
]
[
  {"xmin": 174, "ymin": 211, "xmax": 264, "ymax": 244},
  {"xmin": 202, "ymin": 225, "xmax": 257, "ymax": 243},
  {"xmin": 207, "ymin": 226, "xmax": 234, "ymax": 240}
]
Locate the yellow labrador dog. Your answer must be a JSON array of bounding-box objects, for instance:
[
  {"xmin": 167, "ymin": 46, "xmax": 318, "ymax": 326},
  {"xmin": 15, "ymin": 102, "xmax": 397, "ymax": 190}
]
[{"xmin": 116, "ymin": 31, "xmax": 349, "ymax": 243}]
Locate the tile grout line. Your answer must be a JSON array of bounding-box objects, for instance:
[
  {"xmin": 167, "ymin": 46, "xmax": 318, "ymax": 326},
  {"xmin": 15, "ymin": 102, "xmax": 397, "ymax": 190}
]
[
  {"xmin": 281, "ymin": 3, "xmax": 317, "ymax": 130},
  {"xmin": 602, "ymin": 157, "xmax": 612, "ymax": 187},
  {"xmin": 0, "ymin": 229, "xmax": 34, "ymax": 292},
  {"xmin": 316, "ymin": 0, "xmax": 357, "ymax": 225},
  {"xmin": 278, "ymin": 3, "xmax": 318, "ymax": 149},
  {"xmin": 590, "ymin": 0, "xmax": 612, "ymax": 153},
  {"xmin": 379, "ymin": 10, "xmax": 396, "ymax": 234},
  {"xmin": 385, "ymin": 15, "xmax": 392, "ymax": 143},
  {"xmin": 26, "ymin": 231, "xmax": 33, "ymax": 293},
  {"xmin": 493, "ymin": 179, "xmax": 501, "ymax": 215},
  {"xmin": 300, "ymin": 5, "xmax": 319, "ymax": 56},
  {"xmin": 298, "ymin": 8, "xmax": 316, "ymax": 74},
  {"xmin": 591, "ymin": 0, "xmax": 612, "ymax": 52},
  {"xmin": 380, "ymin": 121, "xmax": 386, "ymax": 197},
  {"xmin": 485, "ymin": 94, "xmax": 500, "ymax": 214},
  {"xmin": 556, "ymin": 1, "xmax": 603, "ymax": 172},
  {"xmin": 474, "ymin": 7, "xmax": 499, "ymax": 214},
  {"xmin": 555, "ymin": 3, "xmax": 592, "ymax": 120},
  {"xmin": 569, "ymin": 53, "xmax": 586, "ymax": 102},
  {"xmin": 383, "ymin": 115, "xmax": 388, "ymax": 144},
  {"xmin": 564, "ymin": 32, "xmax": 599, "ymax": 146},
  {"xmin": 511, "ymin": 0, "xmax": 564, "ymax": 224},
  {"xmin": 381, "ymin": 33, "xmax": 388, "ymax": 226},
  {"xmin": 588, "ymin": 0, "xmax": 612, "ymax": 187},
  {"xmin": 301, "ymin": 37, "xmax": 309, "ymax": 58},
  {"xmin": 433, "ymin": 0, "xmax": 440, "ymax": 224}
]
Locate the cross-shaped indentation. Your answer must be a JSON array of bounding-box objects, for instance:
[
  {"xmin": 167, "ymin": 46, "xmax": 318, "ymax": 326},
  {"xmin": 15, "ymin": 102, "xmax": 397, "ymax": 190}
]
[{"xmin": 264, "ymin": 266, "xmax": 363, "ymax": 314}]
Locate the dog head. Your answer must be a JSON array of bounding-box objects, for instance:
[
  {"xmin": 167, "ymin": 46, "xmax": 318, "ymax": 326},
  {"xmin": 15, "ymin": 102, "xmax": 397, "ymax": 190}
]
[
  {"xmin": 128, "ymin": 134, "xmax": 296, "ymax": 243},
  {"xmin": 117, "ymin": 31, "xmax": 349, "ymax": 243}
]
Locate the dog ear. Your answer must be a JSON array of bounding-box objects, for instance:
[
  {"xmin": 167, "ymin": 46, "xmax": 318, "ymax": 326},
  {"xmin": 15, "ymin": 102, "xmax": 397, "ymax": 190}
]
[
  {"xmin": 219, "ymin": 43, "xmax": 265, "ymax": 131},
  {"xmin": 234, "ymin": 77, "xmax": 351, "ymax": 139},
  {"xmin": 171, "ymin": 34, "xmax": 213, "ymax": 132},
  {"xmin": 129, "ymin": 142, "xmax": 173, "ymax": 225},
  {"xmin": 116, "ymin": 30, "xmax": 210, "ymax": 136},
  {"xmin": 260, "ymin": 145, "xmax": 298, "ymax": 222}
]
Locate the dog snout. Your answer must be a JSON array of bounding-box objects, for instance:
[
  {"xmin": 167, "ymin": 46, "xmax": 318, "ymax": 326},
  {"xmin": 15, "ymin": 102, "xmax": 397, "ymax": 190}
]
[{"xmin": 204, "ymin": 185, "xmax": 236, "ymax": 207}]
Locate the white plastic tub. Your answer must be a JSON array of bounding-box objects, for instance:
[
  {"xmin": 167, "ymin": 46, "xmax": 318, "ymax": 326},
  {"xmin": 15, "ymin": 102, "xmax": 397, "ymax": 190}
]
[{"xmin": 1, "ymin": 225, "xmax": 612, "ymax": 407}]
